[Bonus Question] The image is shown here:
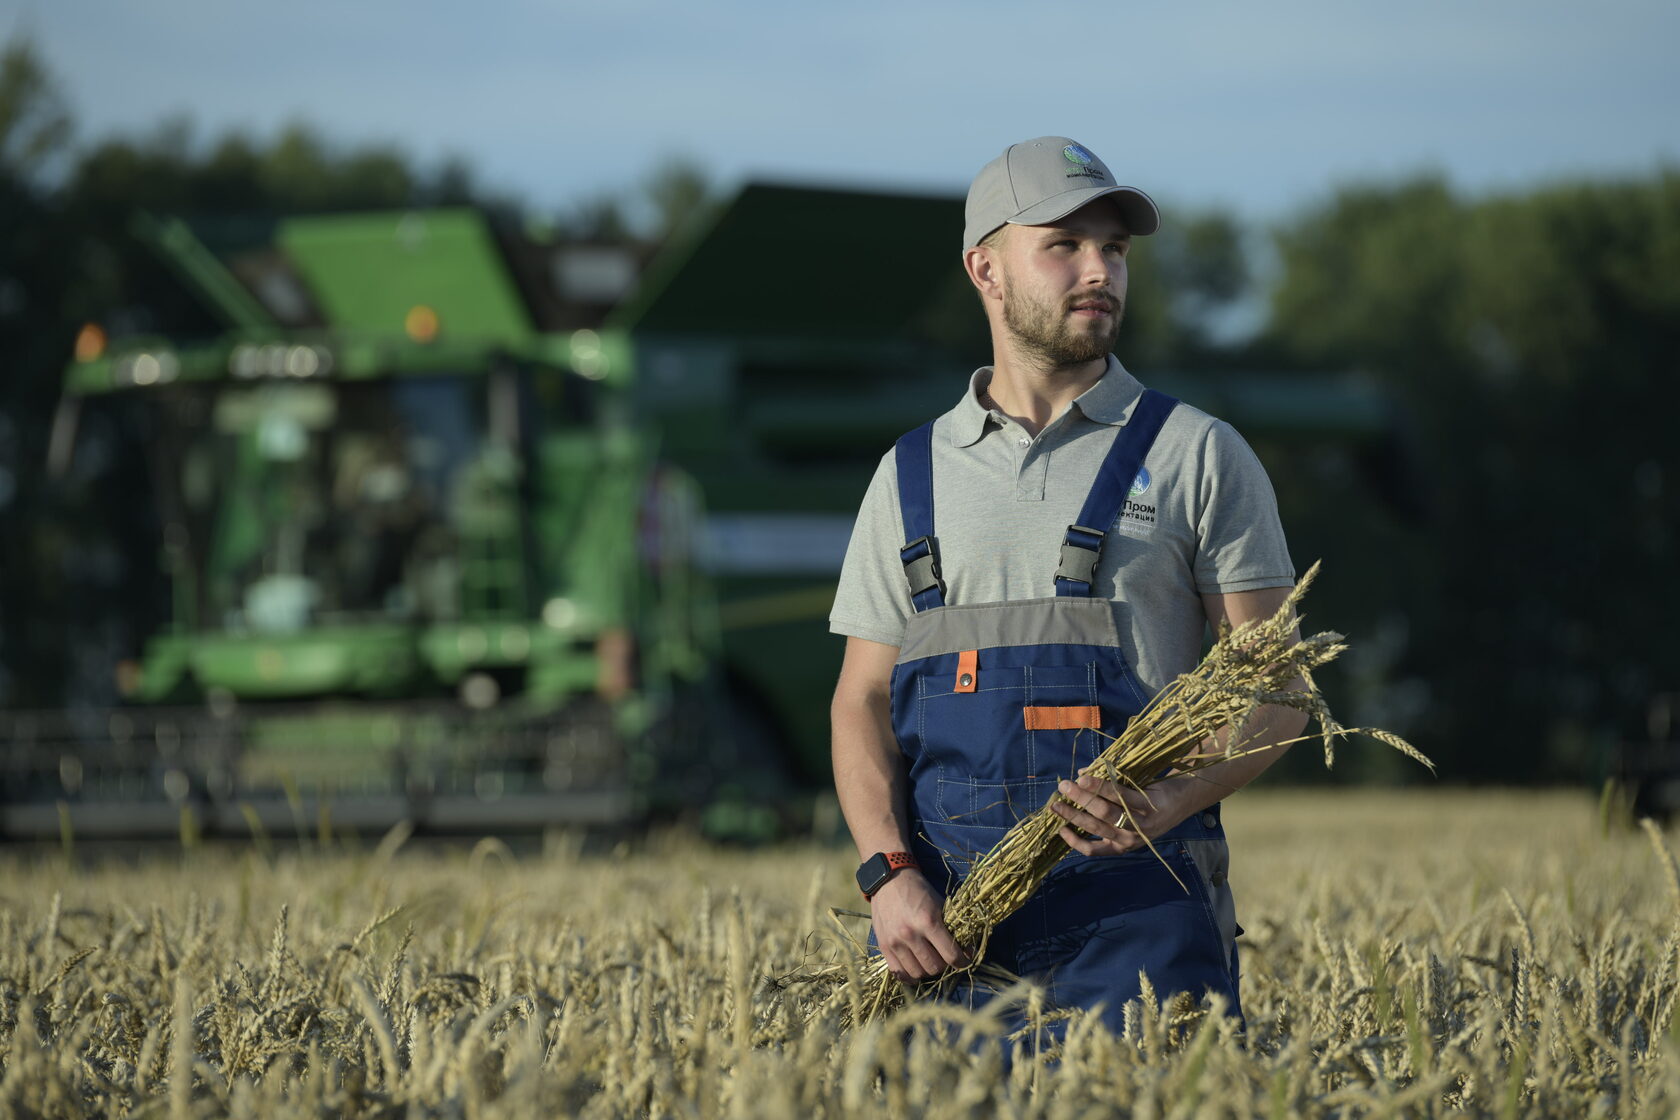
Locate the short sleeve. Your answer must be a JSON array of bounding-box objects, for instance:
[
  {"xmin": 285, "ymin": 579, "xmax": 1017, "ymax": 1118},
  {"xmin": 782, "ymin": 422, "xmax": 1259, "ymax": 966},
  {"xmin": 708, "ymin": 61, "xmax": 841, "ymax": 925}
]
[
  {"xmin": 829, "ymin": 451, "xmax": 913, "ymax": 648},
  {"xmin": 1191, "ymin": 420, "xmax": 1296, "ymax": 594}
]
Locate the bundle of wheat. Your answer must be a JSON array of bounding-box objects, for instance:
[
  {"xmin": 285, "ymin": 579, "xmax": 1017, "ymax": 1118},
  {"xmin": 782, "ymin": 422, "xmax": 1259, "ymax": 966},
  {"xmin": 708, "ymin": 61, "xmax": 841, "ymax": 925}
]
[{"xmin": 823, "ymin": 561, "xmax": 1433, "ymax": 1025}]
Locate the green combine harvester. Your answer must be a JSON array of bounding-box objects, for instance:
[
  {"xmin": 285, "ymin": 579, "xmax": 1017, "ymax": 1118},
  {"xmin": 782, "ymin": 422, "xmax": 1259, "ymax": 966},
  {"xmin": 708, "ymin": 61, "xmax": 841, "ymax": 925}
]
[{"xmin": 3, "ymin": 185, "xmax": 1397, "ymax": 840}]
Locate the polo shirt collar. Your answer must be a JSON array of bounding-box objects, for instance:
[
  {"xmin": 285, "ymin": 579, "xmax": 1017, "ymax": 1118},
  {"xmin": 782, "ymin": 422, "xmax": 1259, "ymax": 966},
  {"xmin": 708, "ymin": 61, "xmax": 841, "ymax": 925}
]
[
  {"xmin": 946, "ymin": 356, "xmax": 1147, "ymax": 447},
  {"xmin": 948, "ymin": 368, "xmax": 996, "ymax": 447},
  {"xmin": 1072, "ymin": 356, "xmax": 1147, "ymax": 426}
]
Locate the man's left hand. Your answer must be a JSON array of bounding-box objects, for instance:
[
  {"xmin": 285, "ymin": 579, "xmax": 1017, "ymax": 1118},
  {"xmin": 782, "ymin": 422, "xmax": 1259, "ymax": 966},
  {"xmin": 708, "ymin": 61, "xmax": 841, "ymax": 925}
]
[{"xmin": 1050, "ymin": 773, "xmax": 1198, "ymax": 856}]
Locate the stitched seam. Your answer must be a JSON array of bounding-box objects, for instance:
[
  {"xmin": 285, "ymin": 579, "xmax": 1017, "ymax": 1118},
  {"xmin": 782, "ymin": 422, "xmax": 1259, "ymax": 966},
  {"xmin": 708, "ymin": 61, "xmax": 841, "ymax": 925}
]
[
  {"xmin": 1178, "ymin": 847, "xmax": 1238, "ymax": 990},
  {"xmin": 1024, "ymin": 664, "xmax": 1037, "ymax": 779},
  {"xmin": 1086, "ymin": 660, "xmax": 1100, "ymax": 768},
  {"xmin": 1119, "ymin": 651, "xmax": 1148, "ymax": 709},
  {"xmin": 920, "ymin": 674, "xmax": 946, "ymax": 824}
]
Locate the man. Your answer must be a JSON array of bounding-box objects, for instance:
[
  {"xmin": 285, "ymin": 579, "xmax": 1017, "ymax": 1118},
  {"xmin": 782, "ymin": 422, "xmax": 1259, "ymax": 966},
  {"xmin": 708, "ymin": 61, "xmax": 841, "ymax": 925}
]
[{"xmin": 828, "ymin": 136, "xmax": 1307, "ymax": 1032}]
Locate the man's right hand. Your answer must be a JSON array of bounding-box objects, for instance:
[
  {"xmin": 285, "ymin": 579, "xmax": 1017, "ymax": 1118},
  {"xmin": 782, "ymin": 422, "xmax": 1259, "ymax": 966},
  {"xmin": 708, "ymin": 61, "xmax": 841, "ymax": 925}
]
[{"xmin": 870, "ymin": 870, "xmax": 970, "ymax": 983}]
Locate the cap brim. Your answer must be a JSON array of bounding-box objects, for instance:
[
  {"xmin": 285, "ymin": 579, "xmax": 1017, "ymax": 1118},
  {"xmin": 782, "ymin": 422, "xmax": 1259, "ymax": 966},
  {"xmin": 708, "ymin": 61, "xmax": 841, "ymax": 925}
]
[{"xmin": 1009, "ymin": 185, "xmax": 1160, "ymax": 237}]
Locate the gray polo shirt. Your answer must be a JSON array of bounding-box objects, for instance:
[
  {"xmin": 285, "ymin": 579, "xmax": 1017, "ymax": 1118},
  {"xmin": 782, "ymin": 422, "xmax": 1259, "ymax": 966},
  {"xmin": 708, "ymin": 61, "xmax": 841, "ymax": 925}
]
[{"xmin": 829, "ymin": 357, "xmax": 1295, "ymax": 697}]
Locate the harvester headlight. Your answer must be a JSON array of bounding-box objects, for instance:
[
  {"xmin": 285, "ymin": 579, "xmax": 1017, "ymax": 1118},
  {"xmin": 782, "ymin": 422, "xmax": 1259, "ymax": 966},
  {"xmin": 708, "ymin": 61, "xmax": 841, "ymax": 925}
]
[
  {"xmin": 285, "ymin": 345, "xmax": 320, "ymax": 378},
  {"xmin": 499, "ymin": 626, "xmax": 531, "ymax": 659},
  {"xmin": 570, "ymin": 329, "xmax": 608, "ymax": 380},
  {"xmin": 456, "ymin": 628, "xmax": 489, "ymax": 659},
  {"xmin": 118, "ymin": 351, "xmax": 180, "ymax": 387},
  {"xmin": 542, "ymin": 597, "xmax": 578, "ymax": 630},
  {"xmin": 162, "ymin": 768, "xmax": 191, "ymax": 803},
  {"xmin": 230, "ymin": 343, "xmax": 331, "ymax": 379},
  {"xmin": 231, "ymin": 344, "xmax": 263, "ymax": 379},
  {"xmin": 460, "ymin": 672, "xmax": 500, "ymax": 710}
]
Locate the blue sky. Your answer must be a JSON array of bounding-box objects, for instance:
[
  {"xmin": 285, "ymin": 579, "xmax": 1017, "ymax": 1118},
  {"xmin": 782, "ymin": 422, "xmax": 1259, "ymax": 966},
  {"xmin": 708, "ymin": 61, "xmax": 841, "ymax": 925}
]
[{"xmin": 10, "ymin": 0, "xmax": 1677, "ymax": 223}]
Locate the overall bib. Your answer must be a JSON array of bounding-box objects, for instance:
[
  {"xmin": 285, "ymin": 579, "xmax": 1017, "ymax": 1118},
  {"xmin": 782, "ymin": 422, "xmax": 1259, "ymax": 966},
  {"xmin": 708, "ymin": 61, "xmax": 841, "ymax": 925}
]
[{"xmin": 888, "ymin": 389, "xmax": 1244, "ymax": 1036}]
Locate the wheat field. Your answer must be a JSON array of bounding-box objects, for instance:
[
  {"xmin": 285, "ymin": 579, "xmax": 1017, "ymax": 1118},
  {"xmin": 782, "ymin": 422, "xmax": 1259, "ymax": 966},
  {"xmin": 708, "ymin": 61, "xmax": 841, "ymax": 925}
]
[{"xmin": 1, "ymin": 788, "xmax": 1676, "ymax": 1118}]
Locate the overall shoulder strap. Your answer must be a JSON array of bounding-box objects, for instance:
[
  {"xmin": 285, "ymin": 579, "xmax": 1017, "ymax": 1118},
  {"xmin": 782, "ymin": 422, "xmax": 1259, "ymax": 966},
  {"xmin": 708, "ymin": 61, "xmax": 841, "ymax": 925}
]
[
  {"xmin": 893, "ymin": 421, "xmax": 946, "ymax": 612},
  {"xmin": 1054, "ymin": 389, "xmax": 1179, "ymax": 597}
]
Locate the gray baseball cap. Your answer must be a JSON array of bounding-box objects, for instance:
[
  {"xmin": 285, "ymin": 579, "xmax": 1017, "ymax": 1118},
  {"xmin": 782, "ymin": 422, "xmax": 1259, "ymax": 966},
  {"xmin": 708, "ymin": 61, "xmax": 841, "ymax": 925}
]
[{"xmin": 963, "ymin": 136, "xmax": 1160, "ymax": 250}]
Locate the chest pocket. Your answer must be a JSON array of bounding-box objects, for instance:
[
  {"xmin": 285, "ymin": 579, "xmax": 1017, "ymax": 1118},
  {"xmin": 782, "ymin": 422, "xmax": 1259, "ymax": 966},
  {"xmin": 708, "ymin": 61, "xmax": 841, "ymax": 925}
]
[
  {"xmin": 892, "ymin": 637, "xmax": 1152, "ymax": 875},
  {"xmin": 919, "ymin": 661, "xmax": 1097, "ymax": 832}
]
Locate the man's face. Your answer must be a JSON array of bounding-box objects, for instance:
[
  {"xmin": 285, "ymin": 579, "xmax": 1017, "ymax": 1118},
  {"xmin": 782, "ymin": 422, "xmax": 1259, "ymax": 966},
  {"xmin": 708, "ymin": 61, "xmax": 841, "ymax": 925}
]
[{"xmin": 992, "ymin": 199, "xmax": 1131, "ymax": 367}]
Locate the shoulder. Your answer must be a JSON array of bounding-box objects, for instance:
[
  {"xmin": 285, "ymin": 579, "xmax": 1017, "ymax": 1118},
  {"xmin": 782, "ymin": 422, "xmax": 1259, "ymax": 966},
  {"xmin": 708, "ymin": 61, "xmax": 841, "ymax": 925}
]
[
  {"xmin": 1147, "ymin": 397, "xmax": 1219, "ymax": 467},
  {"xmin": 856, "ymin": 447, "xmax": 900, "ymax": 512},
  {"xmin": 1155, "ymin": 400, "xmax": 1267, "ymax": 471},
  {"xmin": 858, "ymin": 401, "xmax": 962, "ymax": 507}
]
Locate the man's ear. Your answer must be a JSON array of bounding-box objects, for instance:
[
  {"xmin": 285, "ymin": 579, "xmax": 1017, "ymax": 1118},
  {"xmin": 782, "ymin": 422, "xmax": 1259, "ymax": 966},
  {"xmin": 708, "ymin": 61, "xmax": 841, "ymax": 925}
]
[{"xmin": 963, "ymin": 242, "xmax": 1004, "ymax": 302}]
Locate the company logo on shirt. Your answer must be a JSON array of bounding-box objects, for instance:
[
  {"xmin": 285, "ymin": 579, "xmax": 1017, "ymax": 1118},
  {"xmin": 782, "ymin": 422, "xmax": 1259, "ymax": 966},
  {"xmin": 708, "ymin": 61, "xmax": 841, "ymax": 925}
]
[{"xmin": 1114, "ymin": 469, "xmax": 1158, "ymax": 536}]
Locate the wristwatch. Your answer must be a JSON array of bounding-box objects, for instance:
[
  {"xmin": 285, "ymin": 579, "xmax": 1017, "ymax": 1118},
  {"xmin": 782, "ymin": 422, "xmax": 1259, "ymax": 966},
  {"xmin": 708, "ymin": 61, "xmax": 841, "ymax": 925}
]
[{"xmin": 856, "ymin": 851, "xmax": 919, "ymax": 900}]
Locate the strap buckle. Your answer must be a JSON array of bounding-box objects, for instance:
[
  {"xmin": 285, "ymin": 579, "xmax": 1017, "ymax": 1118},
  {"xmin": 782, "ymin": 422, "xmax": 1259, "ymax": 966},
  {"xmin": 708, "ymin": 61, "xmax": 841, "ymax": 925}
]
[
  {"xmin": 899, "ymin": 535, "xmax": 945, "ymax": 599},
  {"xmin": 1055, "ymin": 523, "xmax": 1106, "ymax": 590}
]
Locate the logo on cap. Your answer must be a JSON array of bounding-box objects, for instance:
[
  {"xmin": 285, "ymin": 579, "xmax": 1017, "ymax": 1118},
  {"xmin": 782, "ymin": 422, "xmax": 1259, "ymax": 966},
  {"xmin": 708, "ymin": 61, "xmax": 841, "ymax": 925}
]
[{"xmin": 1061, "ymin": 143, "xmax": 1106, "ymax": 182}]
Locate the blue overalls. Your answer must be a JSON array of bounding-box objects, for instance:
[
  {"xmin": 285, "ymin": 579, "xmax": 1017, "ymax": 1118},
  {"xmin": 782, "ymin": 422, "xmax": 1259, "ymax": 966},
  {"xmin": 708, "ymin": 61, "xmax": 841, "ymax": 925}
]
[{"xmin": 888, "ymin": 389, "xmax": 1244, "ymax": 1037}]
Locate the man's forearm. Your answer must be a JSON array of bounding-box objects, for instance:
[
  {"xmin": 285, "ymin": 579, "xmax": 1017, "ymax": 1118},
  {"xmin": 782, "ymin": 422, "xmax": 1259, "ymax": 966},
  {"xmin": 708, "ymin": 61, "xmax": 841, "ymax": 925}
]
[
  {"xmin": 1162, "ymin": 695, "xmax": 1310, "ymax": 815},
  {"xmin": 830, "ymin": 652, "xmax": 971, "ymax": 981},
  {"xmin": 831, "ymin": 691, "xmax": 914, "ymax": 860},
  {"xmin": 1056, "ymin": 691, "xmax": 1310, "ymax": 854}
]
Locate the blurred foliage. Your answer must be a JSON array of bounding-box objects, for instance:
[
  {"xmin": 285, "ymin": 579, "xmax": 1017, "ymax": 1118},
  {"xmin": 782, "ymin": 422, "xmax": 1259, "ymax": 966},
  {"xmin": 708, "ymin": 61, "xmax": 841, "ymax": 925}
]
[
  {"xmin": 0, "ymin": 40, "xmax": 83, "ymax": 711},
  {"xmin": 560, "ymin": 154, "xmax": 714, "ymax": 244},
  {"xmin": 0, "ymin": 37, "xmax": 71, "ymax": 178},
  {"xmin": 1117, "ymin": 210, "xmax": 1251, "ymax": 371},
  {"xmin": 1260, "ymin": 173, "xmax": 1680, "ymax": 781}
]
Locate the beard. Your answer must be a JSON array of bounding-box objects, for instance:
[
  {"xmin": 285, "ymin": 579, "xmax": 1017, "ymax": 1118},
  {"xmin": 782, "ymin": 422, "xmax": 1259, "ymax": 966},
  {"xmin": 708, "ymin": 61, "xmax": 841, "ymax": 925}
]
[{"xmin": 1001, "ymin": 285, "xmax": 1124, "ymax": 368}]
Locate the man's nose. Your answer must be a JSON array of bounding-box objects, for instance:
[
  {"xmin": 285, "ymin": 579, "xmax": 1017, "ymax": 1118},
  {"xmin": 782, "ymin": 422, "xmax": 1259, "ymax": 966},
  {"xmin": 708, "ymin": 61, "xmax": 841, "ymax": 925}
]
[{"xmin": 1079, "ymin": 247, "xmax": 1112, "ymax": 283}]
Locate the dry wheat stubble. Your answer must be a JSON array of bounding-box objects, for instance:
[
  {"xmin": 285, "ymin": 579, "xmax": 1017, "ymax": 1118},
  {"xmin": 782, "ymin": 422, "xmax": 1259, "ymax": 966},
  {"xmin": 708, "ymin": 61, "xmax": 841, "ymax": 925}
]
[{"xmin": 0, "ymin": 793, "xmax": 1676, "ymax": 1117}]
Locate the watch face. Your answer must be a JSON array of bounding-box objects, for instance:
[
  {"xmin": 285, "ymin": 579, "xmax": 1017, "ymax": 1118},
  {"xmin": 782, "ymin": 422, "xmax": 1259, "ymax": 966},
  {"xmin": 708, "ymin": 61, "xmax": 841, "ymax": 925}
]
[{"xmin": 856, "ymin": 853, "xmax": 890, "ymax": 896}]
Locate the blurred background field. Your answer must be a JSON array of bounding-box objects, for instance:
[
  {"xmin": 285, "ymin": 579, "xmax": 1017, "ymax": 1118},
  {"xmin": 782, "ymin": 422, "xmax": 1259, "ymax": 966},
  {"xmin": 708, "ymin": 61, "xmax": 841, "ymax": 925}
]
[{"xmin": 3, "ymin": 787, "xmax": 1680, "ymax": 1116}]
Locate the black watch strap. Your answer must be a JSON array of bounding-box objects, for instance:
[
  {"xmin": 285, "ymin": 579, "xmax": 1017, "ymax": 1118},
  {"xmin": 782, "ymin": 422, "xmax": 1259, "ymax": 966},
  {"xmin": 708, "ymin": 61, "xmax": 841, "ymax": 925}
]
[{"xmin": 856, "ymin": 850, "xmax": 918, "ymax": 900}]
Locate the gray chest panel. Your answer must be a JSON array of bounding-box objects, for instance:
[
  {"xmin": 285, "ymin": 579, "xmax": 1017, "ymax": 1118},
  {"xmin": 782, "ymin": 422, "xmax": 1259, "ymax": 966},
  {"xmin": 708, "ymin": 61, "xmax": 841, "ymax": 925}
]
[{"xmin": 895, "ymin": 596, "xmax": 1124, "ymax": 665}]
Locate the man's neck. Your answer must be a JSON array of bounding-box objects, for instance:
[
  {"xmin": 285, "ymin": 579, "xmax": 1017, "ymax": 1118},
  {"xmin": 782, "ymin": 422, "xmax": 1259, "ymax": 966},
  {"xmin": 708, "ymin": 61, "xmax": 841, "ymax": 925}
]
[{"xmin": 982, "ymin": 350, "xmax": 1109, "ymax": 436}]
